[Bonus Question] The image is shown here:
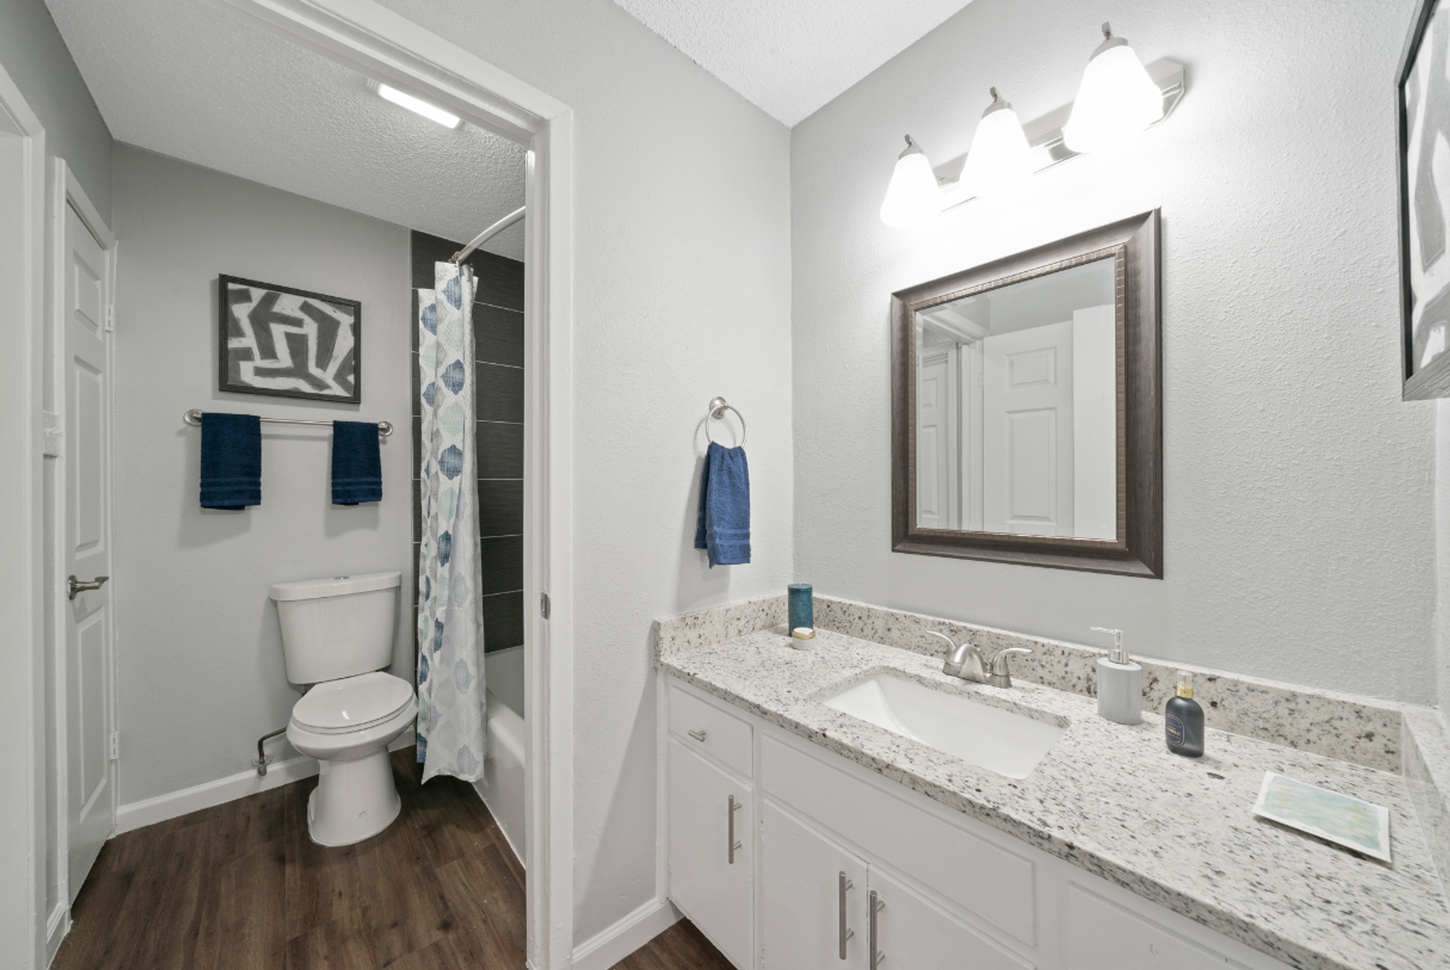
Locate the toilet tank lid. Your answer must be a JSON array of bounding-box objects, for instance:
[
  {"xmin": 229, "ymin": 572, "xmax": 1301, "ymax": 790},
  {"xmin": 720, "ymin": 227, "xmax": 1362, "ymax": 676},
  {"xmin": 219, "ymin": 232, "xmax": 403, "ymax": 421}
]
[{"xmin": 269, "ymin": 571, "xmax": 402, "ymax": 602}]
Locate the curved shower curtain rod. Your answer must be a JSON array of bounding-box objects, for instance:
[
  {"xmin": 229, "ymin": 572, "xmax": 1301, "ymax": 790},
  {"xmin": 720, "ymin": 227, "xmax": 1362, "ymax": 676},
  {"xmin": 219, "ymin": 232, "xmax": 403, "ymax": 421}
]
[{"xmin": 451, "ymin": 205, "xmax": 526, "ymax": 264}]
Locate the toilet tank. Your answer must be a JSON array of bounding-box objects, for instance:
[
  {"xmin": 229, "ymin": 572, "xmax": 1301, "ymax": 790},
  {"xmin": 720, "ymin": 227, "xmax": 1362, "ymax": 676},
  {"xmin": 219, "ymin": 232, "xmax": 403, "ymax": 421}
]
[{"xmin": 269, "ymin": 571, "xmax": 401, "ymax": 684}]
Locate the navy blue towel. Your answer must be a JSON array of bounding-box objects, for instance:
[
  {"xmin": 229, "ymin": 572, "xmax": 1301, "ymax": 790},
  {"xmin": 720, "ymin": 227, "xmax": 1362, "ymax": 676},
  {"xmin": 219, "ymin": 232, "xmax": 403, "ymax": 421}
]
[
  {"xmin": 694, "ymin": 442, "xmax": 750, "ymax": 567},
  {"xmin": 332, "ymin": 421, "xmax": 383, "ymax": 505},
  {"xmin": 199, "ymin": 412, "xmax": 261, "ymax": 510}
]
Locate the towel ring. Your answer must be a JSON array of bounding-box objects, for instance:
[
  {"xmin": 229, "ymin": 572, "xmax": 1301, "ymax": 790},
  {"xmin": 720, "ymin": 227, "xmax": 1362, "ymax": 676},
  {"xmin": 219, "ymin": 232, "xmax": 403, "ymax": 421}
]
[{"xmin": 705, "ymin": 396, "xmax": 746, "ymax": 446}]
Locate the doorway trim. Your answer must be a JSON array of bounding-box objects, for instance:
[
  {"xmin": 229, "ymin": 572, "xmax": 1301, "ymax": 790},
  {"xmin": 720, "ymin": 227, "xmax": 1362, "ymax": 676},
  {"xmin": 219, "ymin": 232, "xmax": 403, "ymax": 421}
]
[
  {"xmin": 0, "ymin": 53, "xmax": 49, "ymax": 970},
  {"xmin": 206, "ymin": 2, "xmax": 576, "ymax": 967}
]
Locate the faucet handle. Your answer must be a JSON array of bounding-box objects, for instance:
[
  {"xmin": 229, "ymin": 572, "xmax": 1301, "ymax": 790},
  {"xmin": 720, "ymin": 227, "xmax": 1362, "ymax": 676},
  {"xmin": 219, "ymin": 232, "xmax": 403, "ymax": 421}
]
[
  {"xmin": 987, "ymin": 647, "xmax": 1032, "ymax": 687},
  {"xmin": 922, "ymin": 630, "xmax": 959, "ymax": 652}
]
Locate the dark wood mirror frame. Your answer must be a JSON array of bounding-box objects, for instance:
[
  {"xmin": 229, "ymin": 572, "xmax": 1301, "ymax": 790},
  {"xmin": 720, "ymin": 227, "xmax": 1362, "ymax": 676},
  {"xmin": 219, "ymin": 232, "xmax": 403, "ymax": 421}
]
[{"xmin": 891, "ymin": 209, "xmax": 1162, "ymax": 578}]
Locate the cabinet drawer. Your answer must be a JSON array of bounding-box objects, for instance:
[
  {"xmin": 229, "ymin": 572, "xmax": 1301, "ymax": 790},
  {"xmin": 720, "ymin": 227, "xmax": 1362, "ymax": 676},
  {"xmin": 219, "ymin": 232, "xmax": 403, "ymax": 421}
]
[
  {"xmin": 1066, "ymin": 884, "xmax": 1252, "ymax": 970},
  {"xmin": 669, "ymin": 685, "xmax": 754, "ymax": 778},
  {"xmin": 762, "ymin": 735, "xmax": 1036, "ymax": 947}
]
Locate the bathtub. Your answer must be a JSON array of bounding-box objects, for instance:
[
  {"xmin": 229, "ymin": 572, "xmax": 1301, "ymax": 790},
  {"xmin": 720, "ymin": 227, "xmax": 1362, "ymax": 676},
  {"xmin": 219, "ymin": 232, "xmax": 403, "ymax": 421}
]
[{"xmin": 477, "ymin": 646, "xmax": 525, "ymax": 865}]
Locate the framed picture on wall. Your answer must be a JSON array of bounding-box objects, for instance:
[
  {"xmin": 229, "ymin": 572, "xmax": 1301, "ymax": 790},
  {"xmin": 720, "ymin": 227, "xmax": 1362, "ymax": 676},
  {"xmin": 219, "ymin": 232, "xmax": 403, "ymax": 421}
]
[
  {"xmin": 218, "ymin": 275, "xmax": 362, "ymax": 404},
  {"xmin": 1401, "ymin": 0, "xmax": 1450, "ymax": 399}
]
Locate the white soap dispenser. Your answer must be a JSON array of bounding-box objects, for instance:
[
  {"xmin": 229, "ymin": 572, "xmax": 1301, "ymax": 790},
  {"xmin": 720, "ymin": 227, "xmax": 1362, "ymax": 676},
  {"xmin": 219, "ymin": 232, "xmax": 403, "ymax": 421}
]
[{"xmin": 1092, "ymin": 627, "xmax": 1142, "ymax": 725}]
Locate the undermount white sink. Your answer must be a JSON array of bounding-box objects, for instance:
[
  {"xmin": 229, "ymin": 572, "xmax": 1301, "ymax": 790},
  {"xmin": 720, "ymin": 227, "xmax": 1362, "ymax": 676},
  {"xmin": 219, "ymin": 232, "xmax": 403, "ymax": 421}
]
[{"xmin": 822, "ymin": 673, "xmax": 1066, "ymax": 779}]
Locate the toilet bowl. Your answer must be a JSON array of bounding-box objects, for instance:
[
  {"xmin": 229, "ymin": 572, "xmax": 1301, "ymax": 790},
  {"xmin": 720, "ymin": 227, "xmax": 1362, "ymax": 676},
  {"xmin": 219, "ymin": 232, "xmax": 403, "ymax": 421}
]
[
  {"xmin": 270, "ymin": 571, "xmax": 412, "ymax": 847},
  {"xmin": 286, "ymin": 671, "xmax": 418, "ymax": 846}
]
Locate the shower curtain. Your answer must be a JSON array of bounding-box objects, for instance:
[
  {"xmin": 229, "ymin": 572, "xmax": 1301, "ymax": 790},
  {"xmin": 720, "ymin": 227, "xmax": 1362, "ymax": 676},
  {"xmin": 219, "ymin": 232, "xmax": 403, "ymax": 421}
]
[{"xmin": 415, "ymin": 261, "xmax": 486, "ymax": 782}]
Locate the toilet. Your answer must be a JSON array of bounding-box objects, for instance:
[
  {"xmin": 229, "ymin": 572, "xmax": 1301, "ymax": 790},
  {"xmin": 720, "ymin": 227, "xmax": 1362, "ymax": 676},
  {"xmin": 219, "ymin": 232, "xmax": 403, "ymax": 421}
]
[{"xmin": 270, "ymin": 571, "xmax": 417, "ymax": 846}]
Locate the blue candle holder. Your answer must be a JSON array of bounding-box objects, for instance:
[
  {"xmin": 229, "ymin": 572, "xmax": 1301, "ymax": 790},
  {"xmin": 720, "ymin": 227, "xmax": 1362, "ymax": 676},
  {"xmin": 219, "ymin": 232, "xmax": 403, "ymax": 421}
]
[{"xmin": 788, "ymin": 583, "xmax": 813, "ymax": 631}]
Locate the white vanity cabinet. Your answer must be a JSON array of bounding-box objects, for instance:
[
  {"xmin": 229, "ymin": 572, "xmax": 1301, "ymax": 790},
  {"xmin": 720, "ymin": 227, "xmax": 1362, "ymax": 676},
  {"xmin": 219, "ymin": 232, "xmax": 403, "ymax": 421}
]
[
  {"xmin": 666, "ymin": 688, "xmax": 755, "ymax": 969},
  {"xmin": 662, "ymin": 675, "xmax": 1294, "ymax": 970}
]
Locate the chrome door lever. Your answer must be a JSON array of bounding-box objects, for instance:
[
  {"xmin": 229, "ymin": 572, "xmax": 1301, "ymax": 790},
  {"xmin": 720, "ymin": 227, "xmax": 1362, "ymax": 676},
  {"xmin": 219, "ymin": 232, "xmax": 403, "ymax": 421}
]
[{"xmin": 68, "ymin": 575, "xmax": 109, "ymax": 601}]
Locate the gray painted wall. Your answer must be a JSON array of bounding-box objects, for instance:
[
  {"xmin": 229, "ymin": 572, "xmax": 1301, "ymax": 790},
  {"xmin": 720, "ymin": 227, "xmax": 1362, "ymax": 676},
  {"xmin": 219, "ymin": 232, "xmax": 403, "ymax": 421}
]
[
  {"xmin": 375, "ymin": 0, "xmax": 795, "ymax": 947},
  {"xmin": 1, "ymin": 0, "xmax": 111, "ymax": 217},
  {"xmin": 790, "ymin": 0, "xmax": 1435, "ymax": 704},
  {"xmin": 110, "ymin": 144, "xmax": 413, "ymax": 805}
]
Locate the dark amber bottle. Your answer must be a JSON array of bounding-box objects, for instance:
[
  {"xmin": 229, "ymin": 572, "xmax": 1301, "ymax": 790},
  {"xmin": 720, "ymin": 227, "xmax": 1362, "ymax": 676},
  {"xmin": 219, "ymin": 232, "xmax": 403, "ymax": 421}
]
[{"xmin": 1165, "ymin": 672, "xmax": 1204, "ymax": 758}]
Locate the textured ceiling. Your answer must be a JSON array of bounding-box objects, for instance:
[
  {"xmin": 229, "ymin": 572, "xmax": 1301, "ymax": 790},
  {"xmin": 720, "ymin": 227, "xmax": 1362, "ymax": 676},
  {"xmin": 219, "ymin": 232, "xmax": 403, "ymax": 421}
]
[
  {"xmin": 45, "ymin": 0, "xmax": 527, "ymax": 259},
  {"xmin": 613, "ymin": 0, "xmax": 976, "ymax": 127}
]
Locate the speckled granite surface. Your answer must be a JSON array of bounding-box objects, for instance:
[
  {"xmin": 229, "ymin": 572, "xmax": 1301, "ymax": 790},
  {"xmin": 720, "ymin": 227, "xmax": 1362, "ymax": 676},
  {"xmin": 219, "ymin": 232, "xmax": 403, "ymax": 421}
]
[
  {"xmin": 654, "ymin": 614, "xmax": 1450, "ymax": 970},
  {"xmin": 658, "ymin": 594, "xmax": 1405, "ymax": 771},
  {"xmin": 1405, "ymin": 708, "xmax": 1450, "ymax": 894}
]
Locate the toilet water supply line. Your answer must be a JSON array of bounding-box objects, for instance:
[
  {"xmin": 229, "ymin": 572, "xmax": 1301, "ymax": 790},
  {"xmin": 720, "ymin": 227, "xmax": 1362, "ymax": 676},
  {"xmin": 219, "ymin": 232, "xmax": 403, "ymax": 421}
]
[{"xmin": 254, "ymin": 727, "xmax": 287, "ymax": 776}]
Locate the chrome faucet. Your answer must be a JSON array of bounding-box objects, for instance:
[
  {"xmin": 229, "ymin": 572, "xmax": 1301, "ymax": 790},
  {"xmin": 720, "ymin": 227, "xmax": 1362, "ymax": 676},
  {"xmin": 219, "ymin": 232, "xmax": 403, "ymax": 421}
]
[
  {"xmin": 923, "ymin": 630, "xmax": 989, "ymax": 684},
  {"xmin": 986, "ymin": 647, "xmax": 1032, "ymax": 688}
]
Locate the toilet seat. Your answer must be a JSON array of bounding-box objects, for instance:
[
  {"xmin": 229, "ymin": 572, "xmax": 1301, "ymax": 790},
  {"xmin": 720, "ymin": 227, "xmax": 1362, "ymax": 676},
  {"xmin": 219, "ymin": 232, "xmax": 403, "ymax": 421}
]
[{"xmin": 292, "ymin": 671, "xmax": 414, "ymax": 735}]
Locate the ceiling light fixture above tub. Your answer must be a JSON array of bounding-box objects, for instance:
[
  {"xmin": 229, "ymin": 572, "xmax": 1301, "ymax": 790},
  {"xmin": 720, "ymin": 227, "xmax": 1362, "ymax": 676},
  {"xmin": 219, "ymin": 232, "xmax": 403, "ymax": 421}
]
[
  {"xmin": 879, "ymin": 135, "xmax": 942, "ymax": 228},
  {"xmin": 1062, "ymin": 22, "xmax": 1164, "ymax": 153},
  {"xmin": 372, "ymin": 81, "xmax": 462, "ymax": 129},
  {"xmin": 960, "ymin": 88, "xmax": 1033, "ymax": 198}
]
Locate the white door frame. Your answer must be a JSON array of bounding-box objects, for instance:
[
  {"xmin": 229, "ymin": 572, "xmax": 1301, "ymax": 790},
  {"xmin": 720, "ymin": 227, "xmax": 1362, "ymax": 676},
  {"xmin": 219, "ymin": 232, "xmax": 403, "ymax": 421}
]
[
  {"xmin": 0, "ymin": 54, "xmax": 50, "ymax": 970},
  {"xmin": 207, "ymin": 3, "xmax": 576, "ymax": 967},
  {"xmin": 48, "ymin": 158, "xmax": 118, "ymax": 947}
]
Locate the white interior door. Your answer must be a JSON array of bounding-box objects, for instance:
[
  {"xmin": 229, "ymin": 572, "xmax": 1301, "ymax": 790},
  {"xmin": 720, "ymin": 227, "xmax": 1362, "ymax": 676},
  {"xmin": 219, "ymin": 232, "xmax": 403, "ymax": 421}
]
[
  {"xmin": 916, "ymin": 347, "xmax": 958, "ymax": 530},
  {"xmin": 982, "ymin": 320, "xmax": 1075, "ymax": 536},
  {"xmin": 63, "ymin": 199, "xmax": 114, "ymax": 901}
]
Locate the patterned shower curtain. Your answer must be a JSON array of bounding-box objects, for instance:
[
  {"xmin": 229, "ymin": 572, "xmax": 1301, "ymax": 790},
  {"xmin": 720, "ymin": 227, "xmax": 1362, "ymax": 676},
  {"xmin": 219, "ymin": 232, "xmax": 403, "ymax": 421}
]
[{"xmin": 415, "ymin": 262, "xmax": 486, "ymax": 782}]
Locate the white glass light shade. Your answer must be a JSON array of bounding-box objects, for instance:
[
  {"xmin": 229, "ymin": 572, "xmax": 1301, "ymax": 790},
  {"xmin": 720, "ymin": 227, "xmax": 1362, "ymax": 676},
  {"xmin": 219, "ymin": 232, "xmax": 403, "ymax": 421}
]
[
  {"xmin": 961, "ymin": 91, "xmax": 1033, "ymax": 197},
  {"xmin": 1062, "ymin": 25, "xmax": 1163, "ymax": 154},
  {"xmin": 376, "ymin": 82, "xmax": 462, "ymax": 129},
  {"xmin": 880, "ymin": 136, "xmax": 941, "ymax": 228}
]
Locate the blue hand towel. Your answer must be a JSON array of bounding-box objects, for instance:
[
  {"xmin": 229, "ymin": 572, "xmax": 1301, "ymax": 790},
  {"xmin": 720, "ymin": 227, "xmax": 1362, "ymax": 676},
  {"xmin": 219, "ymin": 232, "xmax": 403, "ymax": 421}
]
[
  {"xmin": 199, "ymin": 412, "xmax": 261, "ymax": 510},
  {"xmin": 694, "ymin": 442, "xmax": 750, "ymax": 567},
  {"xmin": 332, "ymin": 421, "xmax": 383, "ymax": 505}
]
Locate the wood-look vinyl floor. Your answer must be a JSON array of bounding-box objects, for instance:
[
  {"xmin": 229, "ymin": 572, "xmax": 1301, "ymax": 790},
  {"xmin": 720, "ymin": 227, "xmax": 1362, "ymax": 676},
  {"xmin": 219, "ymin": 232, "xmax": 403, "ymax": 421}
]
[{"xmin": 52, "ymin": 747, "xmax": 733, "ymax": 970}]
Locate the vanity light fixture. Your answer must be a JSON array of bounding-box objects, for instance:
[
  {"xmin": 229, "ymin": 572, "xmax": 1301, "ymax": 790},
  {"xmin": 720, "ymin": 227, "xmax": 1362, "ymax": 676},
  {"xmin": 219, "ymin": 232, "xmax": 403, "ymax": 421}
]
[
  {"xmin": 877, "ymin": 21, "xmax": 1184, "ymax": 226},
  {"xmin": 1062, "ymin": 22, "xmax": 1164, "ymax": 153},
  {"xmin": 879, "ymin": 135, "xmax": 943, "ymax": 228},
  {"xmin": 960, "ymin": 88, "xmax": 1033, "ymax": 197},
  {"xmin": 374, "ymin": 81, "xmax": 462, "ymax": 129}
]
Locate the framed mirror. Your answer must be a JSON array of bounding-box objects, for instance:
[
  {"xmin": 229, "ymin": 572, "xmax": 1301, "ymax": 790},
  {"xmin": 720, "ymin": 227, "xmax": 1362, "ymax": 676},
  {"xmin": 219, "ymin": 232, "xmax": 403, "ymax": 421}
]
[{"xmin": 891, "ymin": 210, "xmax": 1162, "ymax": 577}]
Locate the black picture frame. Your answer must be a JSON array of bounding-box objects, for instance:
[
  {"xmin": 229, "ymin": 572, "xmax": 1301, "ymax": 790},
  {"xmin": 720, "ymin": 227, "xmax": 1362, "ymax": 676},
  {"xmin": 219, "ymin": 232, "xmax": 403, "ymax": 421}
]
[
  {"xmin": 218, "ymin": 275, "xmax": 362, "ymax": 404},
  {"xmin": 1400, "ymin": 0, "xmax": 1450, "ymax": 400}
]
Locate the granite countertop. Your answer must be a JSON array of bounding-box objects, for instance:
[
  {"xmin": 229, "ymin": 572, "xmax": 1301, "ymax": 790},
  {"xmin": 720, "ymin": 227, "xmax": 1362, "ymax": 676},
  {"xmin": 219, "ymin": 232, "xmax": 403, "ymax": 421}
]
[{"xmin": 657, "ymin": 625, "xmax": 1450, "ymax": 970}]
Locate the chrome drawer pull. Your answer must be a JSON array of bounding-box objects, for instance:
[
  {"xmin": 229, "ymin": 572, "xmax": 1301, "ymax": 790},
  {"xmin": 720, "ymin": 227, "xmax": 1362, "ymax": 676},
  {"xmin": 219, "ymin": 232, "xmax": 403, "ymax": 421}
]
[
  {"xmin": 870, "ymin": 890, "xmax": 885, "ymax": 968},
  {"xmin": 727, "ymin": 795, "xmax": 743, "ymax": 864},
  {"xmin": 688, "ymin": 728, "xmax": 707, "ymax": 742},
  {"xmin": 839, "ymin": 871, "xmax": 855, "ymax": 959}
]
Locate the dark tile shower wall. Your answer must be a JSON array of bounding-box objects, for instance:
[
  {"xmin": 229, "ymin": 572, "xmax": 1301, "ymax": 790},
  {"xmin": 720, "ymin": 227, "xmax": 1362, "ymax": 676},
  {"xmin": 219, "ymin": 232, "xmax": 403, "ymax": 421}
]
[{"xmin": 411, "ymin": 231, "xmax": 525, "ymax": 661}]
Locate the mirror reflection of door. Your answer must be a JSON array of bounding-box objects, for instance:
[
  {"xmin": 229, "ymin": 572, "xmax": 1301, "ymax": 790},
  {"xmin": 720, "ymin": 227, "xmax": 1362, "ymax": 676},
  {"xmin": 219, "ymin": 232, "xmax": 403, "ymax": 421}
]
[{"xmin": 915, "ymin": 257, "xmax": 1117, "ymax": 540}]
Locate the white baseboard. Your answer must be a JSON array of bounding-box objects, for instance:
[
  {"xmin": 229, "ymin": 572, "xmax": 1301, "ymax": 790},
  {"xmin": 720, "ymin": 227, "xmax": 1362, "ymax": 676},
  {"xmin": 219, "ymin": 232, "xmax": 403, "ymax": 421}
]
[
  {"xmin": 44, "ymin": 900, "xmax": 69, "ymax": 967},
  {"xmin": 114, "ymin": 755, "xmax": 320, "ymax": 834},
  {"xmin": 570, "ymin": 897, "xmax": 681, "ymax": 970},
  {"xmin": 113, "ymin": 732, "xmax": 417, "ymax": 835}
]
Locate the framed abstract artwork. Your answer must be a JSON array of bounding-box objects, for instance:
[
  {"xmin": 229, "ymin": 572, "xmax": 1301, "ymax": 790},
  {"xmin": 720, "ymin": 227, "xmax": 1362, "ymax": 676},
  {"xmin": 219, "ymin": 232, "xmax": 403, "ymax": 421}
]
[
  {"xmin": 1401, "ymin": 0, "xmax": 1450, "ymax": 399},
  {"xmin": 218, "ymin": 275, "xmax": 362, "ymax": 404}
]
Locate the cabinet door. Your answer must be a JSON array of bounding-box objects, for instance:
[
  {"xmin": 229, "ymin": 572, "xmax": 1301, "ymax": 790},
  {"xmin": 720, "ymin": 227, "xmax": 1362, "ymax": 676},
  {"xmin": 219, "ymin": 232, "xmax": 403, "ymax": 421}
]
[
  {"xmin": 867, "ymin": 867, "xmax": 1034, "ymax": 970},
  {"xmin": 668, "ymin": 739, "xmax": 753, "ymax": 968},
  {"xmin": 761, "ymin": 800, "xmax": 869, "ymax": 970}
]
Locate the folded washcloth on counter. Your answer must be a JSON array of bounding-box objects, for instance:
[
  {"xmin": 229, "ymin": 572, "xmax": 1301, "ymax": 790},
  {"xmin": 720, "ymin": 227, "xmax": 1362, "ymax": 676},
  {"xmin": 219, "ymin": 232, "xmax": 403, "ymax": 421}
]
[
  {"xmin": 199, "ymin": 412, "xmax": 261, "ymax": 510},
  {"xmin": 332, "ymin": 421, "xmax": 383, "ymax": 505},
  {"xmin": 694, "ymin": 441, "xmax": 750, "ymax": 567}
]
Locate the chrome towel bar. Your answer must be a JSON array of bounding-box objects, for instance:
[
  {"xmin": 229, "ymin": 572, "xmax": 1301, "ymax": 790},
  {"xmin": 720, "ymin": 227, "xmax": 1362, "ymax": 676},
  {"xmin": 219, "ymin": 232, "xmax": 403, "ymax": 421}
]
[{"xmin": 183, "ymin": 408, "xmax": 393, "ymax": 437}]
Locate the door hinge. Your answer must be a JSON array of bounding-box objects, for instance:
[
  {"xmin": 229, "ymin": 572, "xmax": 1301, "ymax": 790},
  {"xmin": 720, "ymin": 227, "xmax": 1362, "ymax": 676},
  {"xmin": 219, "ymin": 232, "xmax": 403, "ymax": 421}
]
[
  {"xmin": 109, "ymin": 731, "xmax": 120, "ymax": 762},
  {"xmin": 540, "ymin": 592, "xmax": 551, "ymax": 620},
  {"xmin": 104, "ymin": 305, "xmax": 115, "ymax": 332}
]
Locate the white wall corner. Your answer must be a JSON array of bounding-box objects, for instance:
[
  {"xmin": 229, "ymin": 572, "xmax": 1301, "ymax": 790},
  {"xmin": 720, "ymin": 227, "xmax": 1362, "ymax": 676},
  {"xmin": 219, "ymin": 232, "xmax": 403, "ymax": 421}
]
[{"xmin": 569, "ymin": 896, "xmax": 681, "ymax": 970}]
